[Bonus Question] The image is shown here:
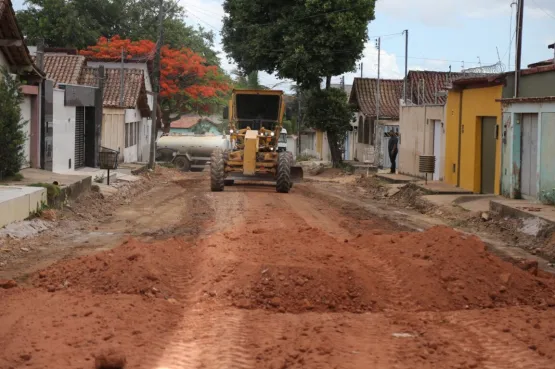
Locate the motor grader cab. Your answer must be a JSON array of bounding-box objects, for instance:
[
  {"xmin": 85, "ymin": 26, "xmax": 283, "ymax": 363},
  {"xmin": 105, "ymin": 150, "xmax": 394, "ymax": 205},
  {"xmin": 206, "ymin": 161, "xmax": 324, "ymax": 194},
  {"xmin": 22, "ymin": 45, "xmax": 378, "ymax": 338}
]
[{"xmin": 210, "ymin": 89, "xmax": 303, "ymax": 193}]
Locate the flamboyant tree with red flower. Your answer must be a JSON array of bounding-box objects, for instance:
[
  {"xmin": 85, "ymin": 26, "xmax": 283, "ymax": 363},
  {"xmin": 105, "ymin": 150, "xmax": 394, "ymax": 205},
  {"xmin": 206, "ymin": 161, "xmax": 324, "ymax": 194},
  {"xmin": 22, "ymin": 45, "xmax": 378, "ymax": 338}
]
[{"xmin": 80, "ymin": 36, "xmax": 231, "ymax": 129}]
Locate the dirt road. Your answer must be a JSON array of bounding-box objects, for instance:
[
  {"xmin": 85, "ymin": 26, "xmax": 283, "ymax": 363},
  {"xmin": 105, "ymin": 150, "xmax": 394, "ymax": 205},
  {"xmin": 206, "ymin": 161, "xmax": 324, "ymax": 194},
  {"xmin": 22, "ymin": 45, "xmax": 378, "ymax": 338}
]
[{"xmin": 1, "ymin": 170, "xmax": 555, "ymax": 369}]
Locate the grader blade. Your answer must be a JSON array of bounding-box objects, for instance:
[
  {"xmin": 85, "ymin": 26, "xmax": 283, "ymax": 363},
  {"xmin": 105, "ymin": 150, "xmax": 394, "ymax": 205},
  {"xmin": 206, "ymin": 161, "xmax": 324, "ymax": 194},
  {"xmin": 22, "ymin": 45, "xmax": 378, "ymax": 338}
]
[{"xmin": 291, "ymin": 166, "xmax": 304, "ymax": 183}]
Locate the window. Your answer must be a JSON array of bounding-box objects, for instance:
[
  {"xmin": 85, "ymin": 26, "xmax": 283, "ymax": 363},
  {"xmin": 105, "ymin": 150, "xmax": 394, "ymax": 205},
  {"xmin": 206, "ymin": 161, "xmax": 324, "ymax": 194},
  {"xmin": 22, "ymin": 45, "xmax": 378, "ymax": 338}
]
[
  {"xmin": 125, "ymin": 123, "xmax": 129, "ymax": 148},
  {"xmin": 125, "ymin": 122, "xmax": 140, "ymax": 148}
]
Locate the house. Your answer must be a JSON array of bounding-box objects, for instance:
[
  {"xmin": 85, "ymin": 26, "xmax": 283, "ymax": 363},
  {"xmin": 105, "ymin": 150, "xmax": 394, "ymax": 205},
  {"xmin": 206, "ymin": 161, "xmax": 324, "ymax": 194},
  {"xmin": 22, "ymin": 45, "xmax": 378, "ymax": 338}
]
[
  {"xmin": 499, "ymin": 58, "xmax": 555, "ymax": 202},
  {"xmin": 86, "ymin": 58, "xmax": 155, "ymax": 162},
  {"xmin": 34, "ymin": 52, "xmax": 102, "ymax": 172},
  {"xmin": 80, "ymin": 67, "xmax": 151, "ymax": 163},
  {"xmin": 398, "ymin": 71, "xmax": 463, "ymax": 180},
  {"xmin": 0, "ymin": 0, "xmax": 45, "ymax": 170},
  {"xmin": 349, "ymin": 78, "xmax": 403, "ymax": 166},
  {"xmin": 443, "ymin": 74, "xmax": 505, "ymax": 194},
  {"xmin": 169, "ymin": 115, "xmax": 222, "ymax": 135}
]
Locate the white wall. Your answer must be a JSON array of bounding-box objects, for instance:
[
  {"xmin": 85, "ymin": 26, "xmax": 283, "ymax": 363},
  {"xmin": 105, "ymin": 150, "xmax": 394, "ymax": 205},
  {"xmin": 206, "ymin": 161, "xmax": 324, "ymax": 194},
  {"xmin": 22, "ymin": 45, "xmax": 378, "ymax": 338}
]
[
  {"xmin": 139, "ymin": 117, "xmax": 151, "ymax": 163},
  {"xmin": 20, "ymin": 95, "xmax": 32, "ymax": 168},
  {"xmin": 124, "ymin": 108, "xmax": 140, "ymax": 163},
  {"xmin": 52, "ymin": 89, "xmax": 76, "ymax": 173}
]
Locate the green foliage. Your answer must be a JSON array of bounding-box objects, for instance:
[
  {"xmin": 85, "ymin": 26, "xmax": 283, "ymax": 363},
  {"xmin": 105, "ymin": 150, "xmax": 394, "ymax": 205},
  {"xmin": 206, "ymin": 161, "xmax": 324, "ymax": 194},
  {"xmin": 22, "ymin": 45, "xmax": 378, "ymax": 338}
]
[
  {"xmin": 28, "ymin": 183, "xmax": 62, "ymax": 202},
  {"xmin": 222, "ymin": 0, "xmax": 376, "ymax": 88},
  {"xmin": 282, "ymin": 119, "xmax": 294, "ymax": 134},
  {"xmin": 231, "ymin": 70, "xmax": 268, "ymax": 90},
  {"xmin": 0, "ymin": 69, "xmax": 27, "ymax": 179},
  {"xmin": 1, "ymin": 173, "xmax": 25, "ymax": 182},
  {"xmin": 296, "ymin": 154, "xmax": 318, "ymax": 162},
  {"xmin": 304, "ymin": 88, "xmax": 355, "ymax": 166},
  {"xmin": 17, "ymin": 0, "xmax": 219, "ymax": 65}
]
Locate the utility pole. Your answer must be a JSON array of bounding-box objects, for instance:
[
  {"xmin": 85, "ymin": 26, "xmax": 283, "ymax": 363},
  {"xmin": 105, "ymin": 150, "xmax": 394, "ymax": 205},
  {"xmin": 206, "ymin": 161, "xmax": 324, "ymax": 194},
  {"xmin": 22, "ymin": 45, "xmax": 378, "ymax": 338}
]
[
  {"xmin": 119, "ymin": 47, "xmax": 125, "ymax": 107},
  {"xmin": 509, "ymin": 1, "xmax": 517, "ymax": 71},
  {"xmin": 36, "ymin": 39, "xmax": 45, "ymax": 71},
  {"xmin": 376, "ymin": 37, "xmax": 381, "ymax": 137},
  {"xmin": 360, "ymin": 63, "xmax": 363, "ymax": 78},
  {"xmin": 149, "ymin": 0, "xmax": 164, "ymax": 170},
  {"xmin": 403, "ymin": 30, "xmax": 408, "ymax": 103},
  {"xmin": 514, "ymin": 0, "xmax": 524, "ymax": 98}
]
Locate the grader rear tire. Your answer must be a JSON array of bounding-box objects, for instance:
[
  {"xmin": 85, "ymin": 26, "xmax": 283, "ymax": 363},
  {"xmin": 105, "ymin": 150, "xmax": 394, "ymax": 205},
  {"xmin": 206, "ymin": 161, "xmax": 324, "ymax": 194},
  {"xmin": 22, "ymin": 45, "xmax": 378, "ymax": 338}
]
[
  {"xmin": 210, "ymin": 148, "xmax": 225, "ymax": 192},
  {"xmin": 276, "ymin": 152, "xmax": 292, "ymax": 193}
]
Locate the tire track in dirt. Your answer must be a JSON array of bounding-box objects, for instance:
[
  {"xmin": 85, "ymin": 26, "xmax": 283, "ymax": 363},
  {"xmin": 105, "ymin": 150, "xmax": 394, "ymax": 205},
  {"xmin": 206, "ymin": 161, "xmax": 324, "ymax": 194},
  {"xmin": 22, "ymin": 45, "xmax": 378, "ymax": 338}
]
[{"xmin": 449, "ymin": 315, "xmax": 554, "ymax": 369}]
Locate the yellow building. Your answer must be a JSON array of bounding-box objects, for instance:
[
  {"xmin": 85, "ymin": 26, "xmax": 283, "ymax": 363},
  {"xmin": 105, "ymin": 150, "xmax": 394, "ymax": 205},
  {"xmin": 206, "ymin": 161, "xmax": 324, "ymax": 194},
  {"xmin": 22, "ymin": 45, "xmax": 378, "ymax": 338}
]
[{"xmin": 444, "ymin": 76, "xmax": 504, "ymax": 194}]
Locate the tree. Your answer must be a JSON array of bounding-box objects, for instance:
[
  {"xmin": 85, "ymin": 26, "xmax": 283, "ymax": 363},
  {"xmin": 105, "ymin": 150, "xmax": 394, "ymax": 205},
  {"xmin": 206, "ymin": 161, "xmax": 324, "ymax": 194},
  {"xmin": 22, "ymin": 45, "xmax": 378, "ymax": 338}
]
[
  {"xmin": 17, "ymin": 0, "xmax": 219, "ymax": 65},
  {"xmin": 16, "ymin": 0, "xmax": 98, "ymax": 49},
  {"xmin": 222, "ymin": 0, "xmax": 375, "ymax": 89},
  {"xmin": 0, "ymin": 69, "xmax": 27, "ymax": 179},
  {"xmin": 222, "ymin": 0, "xmax": 374, "ymax": 166},
  {"xmin": 80, "ymin": 36, "xmax": 231, "ymax": 129},
  {"xmin": 231, "ymin": 69, "xmax": 267, "ymax": 90},
  {"xmin": 304, "ymin": 88, "xmax": 354, "ymax": 166}
]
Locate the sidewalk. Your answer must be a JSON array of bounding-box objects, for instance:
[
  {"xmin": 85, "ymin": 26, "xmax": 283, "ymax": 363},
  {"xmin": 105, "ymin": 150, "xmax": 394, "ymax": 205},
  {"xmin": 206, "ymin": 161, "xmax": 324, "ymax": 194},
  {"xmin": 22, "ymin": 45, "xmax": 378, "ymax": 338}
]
[{"xmin": 490, "ymin": 198, "xmax": 555, "ymax": 236}]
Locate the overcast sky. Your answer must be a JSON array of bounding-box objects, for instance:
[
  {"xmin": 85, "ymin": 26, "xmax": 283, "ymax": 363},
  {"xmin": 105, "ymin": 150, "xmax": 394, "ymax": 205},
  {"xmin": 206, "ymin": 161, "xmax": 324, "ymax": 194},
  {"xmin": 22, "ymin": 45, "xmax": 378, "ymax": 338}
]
[{"xmin": 13, "ymin": 0, "xmax": 555, "ymax": 91}]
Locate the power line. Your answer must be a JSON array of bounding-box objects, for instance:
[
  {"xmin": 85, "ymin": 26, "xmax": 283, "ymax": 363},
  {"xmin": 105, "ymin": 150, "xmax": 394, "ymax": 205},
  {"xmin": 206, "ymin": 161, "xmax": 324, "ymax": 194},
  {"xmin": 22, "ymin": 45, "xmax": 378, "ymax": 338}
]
[
  {"xmin": 530, "ymin": 0, "xmax": 555, "ymax": 20},
  {"xmin": 185, "ymin": 8, "xmax": 221, "ymax": 31}
]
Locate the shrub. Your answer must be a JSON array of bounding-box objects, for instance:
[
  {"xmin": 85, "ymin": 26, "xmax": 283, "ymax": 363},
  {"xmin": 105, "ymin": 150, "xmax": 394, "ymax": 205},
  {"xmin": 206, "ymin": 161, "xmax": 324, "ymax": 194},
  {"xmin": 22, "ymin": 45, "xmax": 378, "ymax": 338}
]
[{"xmin": 0, "ymin": 69, "xmax": 27, "ymax": 179}]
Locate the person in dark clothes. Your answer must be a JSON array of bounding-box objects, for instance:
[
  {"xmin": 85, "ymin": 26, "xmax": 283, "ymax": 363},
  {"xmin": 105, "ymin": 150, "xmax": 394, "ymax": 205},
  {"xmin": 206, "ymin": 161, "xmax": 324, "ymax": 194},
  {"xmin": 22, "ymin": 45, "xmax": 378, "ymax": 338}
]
[{"xmin": 388, "ymin": 132, "xmax": 399, "ymax": 174}]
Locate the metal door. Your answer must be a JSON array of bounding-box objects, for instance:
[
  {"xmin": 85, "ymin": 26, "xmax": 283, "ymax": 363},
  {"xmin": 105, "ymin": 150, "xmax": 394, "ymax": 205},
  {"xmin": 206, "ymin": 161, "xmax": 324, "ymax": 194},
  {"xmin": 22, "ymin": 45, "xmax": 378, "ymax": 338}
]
[
  {"xmin": 433, "ymin": 120, "xmax": 444, "ymax": 181},
  {"xmin": 521, "ymin": 113, "xmax": 538, "ymax": 198},
  {"xmin": 41, "ymin": 79, "xmax": 54, "ymax": 171},
  {"xmin": 481, "ymin": 117, "xmax": 497, "ymax": 194},
  {"xmin": 75, "ymin": 107, "xmax": 86, "ymax": 169},
  {"xmin": 84, "ymin": 107, "xmax": 96, "ymax": 167}
]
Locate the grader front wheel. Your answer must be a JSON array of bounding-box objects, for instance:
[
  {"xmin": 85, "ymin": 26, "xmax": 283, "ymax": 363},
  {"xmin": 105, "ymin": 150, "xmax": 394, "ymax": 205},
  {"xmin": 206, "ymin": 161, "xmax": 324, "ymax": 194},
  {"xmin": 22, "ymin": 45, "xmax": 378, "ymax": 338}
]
[
  {"xmin": 210, "ymin": 148, "xmax": 225, "ymax": 192},
  {"xmin": 276, "ymin": 152, "xmax": 292, "ymax": 193}
]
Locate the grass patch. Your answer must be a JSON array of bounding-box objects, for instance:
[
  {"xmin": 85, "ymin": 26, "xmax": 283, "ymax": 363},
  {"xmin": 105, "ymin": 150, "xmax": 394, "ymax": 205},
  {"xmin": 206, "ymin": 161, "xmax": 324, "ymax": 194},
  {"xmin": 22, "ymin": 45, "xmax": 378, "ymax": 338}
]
[
  {"xmin": 0, "ymin": 172, "xmax": 24, "ymax": 182},
  {"xmin": 28, "ymin": 182, "xmax": 62, "ymax": 202},
  {"xmin": 296, "ymin": 154, "xmax": 318, "ymax": 162},
  {"xmin": 158, "ymin": 162, "xmax": 176, "ymax": 169}
]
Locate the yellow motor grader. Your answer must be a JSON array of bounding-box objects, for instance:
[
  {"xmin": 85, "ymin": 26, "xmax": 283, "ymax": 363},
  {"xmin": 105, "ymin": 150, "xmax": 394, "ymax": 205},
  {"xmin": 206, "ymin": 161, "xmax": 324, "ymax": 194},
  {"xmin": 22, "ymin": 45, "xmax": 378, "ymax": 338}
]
[{"xmin": 210, "ymin": 89, "xmax": 303, "ymax": 193}]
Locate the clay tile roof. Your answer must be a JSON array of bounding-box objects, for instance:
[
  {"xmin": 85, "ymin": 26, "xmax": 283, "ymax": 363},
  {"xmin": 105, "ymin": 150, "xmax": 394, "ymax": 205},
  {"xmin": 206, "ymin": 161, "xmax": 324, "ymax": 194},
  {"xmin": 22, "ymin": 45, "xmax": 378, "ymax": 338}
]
[
  {"xmin": 0, "ymin": 0, "xmax": 44, "ymax": 77},
  {"xmin": 40, "ymin": 54, "xmax": 86, "ymax": 86},
  {"xmin": 528, "ymin": 59, "xmax": 554, "ymax": 68},
  {"xmin": 170, "ymin": 115, "xmax": 202, "ymax": 129},
  {"xmin": 79, "ymin": 67, "xmax": 151, "ymax": 117},
  {"xmin": 407, "ymin": 71, "xmax": 465, "ymax": 105},
  {"xmin": 349, "ymin": 78, "xmax": 403, "ymax": 119}
]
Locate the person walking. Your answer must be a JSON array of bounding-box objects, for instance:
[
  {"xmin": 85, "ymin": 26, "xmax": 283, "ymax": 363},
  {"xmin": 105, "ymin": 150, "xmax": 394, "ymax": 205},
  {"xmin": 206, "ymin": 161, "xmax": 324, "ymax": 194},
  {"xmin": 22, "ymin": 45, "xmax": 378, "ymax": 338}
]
[{"xmin": 388, "ymin": 132, "xmax": 399, "ymax": 174}]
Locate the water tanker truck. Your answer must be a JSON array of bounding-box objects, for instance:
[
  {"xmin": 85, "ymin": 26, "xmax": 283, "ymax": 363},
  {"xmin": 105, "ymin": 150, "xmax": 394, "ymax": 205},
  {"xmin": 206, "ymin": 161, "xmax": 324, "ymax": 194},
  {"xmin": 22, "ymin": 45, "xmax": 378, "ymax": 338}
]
[{"xmin": 156, "ymin": 134, "xmax": 229, "ymax": 171}]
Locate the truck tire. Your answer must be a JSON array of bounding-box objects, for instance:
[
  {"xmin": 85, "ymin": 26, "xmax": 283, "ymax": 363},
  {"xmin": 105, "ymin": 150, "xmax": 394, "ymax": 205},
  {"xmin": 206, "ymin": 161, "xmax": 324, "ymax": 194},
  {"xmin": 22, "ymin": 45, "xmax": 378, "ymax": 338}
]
[
  {"xmin": 276, "ymin": 152, "xmax": 291, "ymax": 193},
  {"xmin": 174, "ymin": 156, "xmax": 191, "ymax": 171},
  {"xmin": 286, "ymin": 152, "xmax": 294, "ymax": 189},
  {"xmin": 210, "ymin": 148, "xmax": 225, "ymax": 192}
]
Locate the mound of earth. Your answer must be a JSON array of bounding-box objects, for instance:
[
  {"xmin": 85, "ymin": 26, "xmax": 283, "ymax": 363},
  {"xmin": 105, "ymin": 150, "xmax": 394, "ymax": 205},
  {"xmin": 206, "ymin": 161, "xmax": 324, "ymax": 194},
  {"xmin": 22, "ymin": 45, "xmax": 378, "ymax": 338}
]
[
  {"xmin": 33, "ymin": 238, "xmax": 191, "ymax": 298},
  {"xmin": 354, "ymin": 226, "xmax": 555, "ymax": 311},
  {"xmin": 229, "ymin": 265, "xmax": 383, "ymax": 314}
]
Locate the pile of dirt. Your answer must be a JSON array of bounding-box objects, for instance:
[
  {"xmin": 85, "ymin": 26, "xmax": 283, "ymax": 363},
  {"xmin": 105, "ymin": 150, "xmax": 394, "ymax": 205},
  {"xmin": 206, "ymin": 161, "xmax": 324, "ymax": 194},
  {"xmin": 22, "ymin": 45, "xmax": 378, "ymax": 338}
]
[
  {"xmin": 32, "ymin": 237, "xmax": 191, "ymax": 298},
  {"xmin": 354, "ymin": 226, "xmax": 555, "ymax": 311},
  {"xmin": 230, "ymin": 265, "xmax": 380, "ymax": 314},
  {"xmin": 353, "ymin": 175, "xmax": 389, "ymax": 198}
]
